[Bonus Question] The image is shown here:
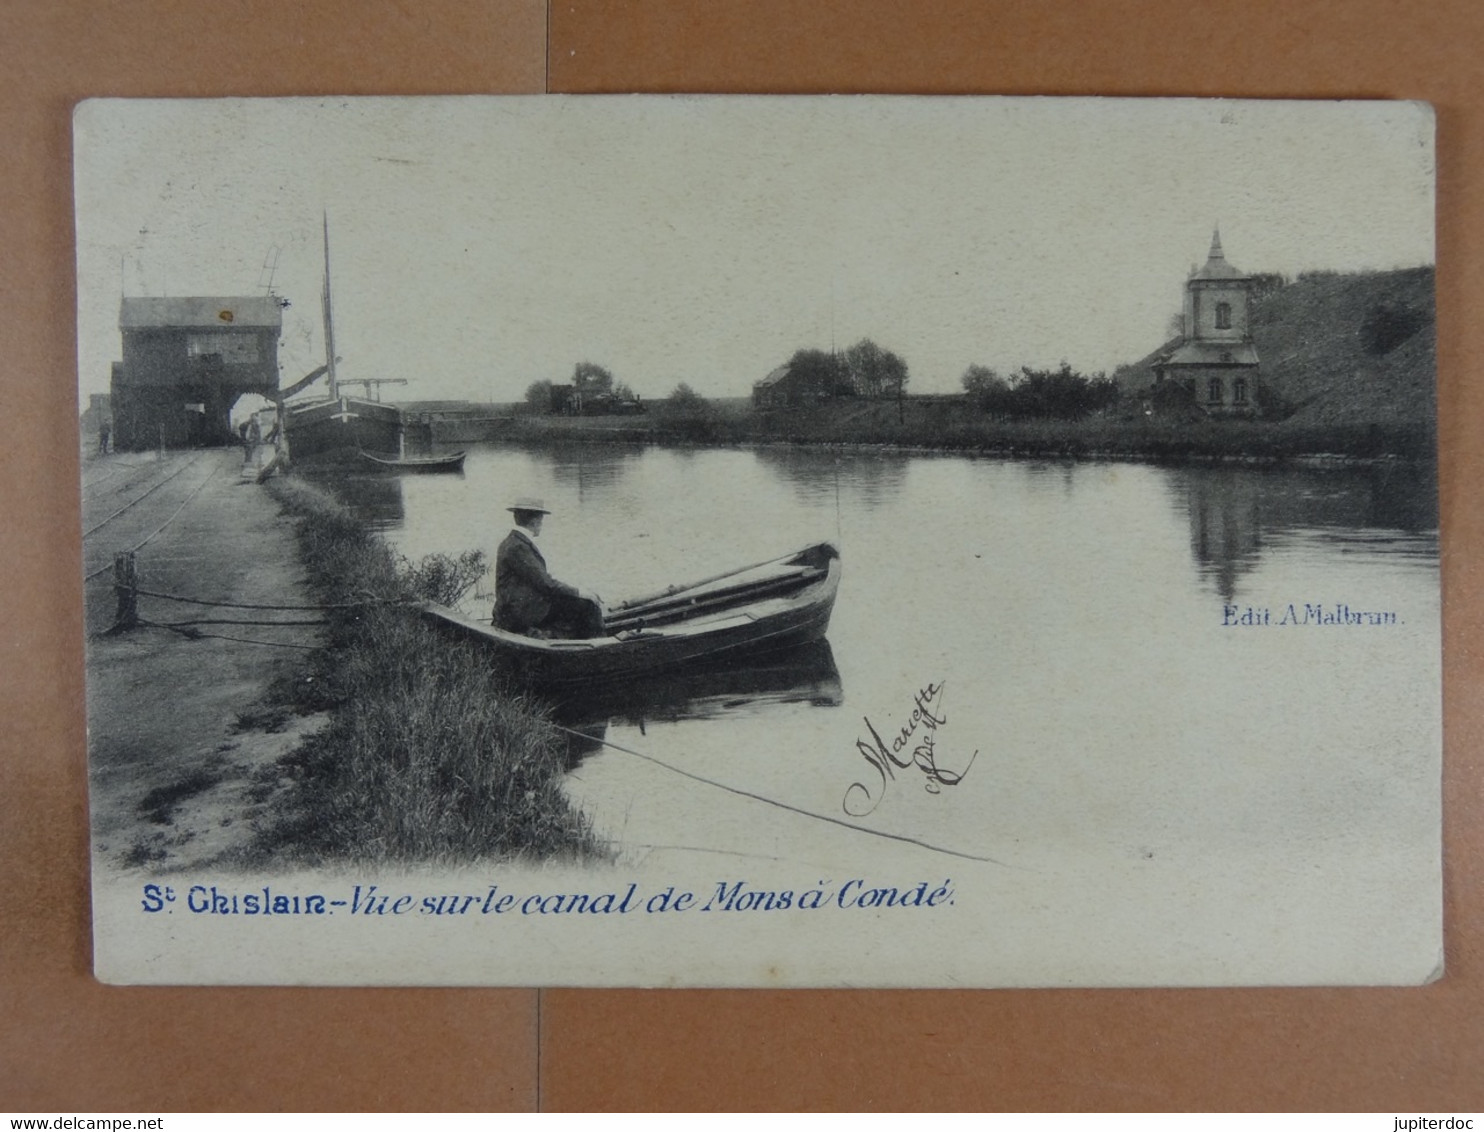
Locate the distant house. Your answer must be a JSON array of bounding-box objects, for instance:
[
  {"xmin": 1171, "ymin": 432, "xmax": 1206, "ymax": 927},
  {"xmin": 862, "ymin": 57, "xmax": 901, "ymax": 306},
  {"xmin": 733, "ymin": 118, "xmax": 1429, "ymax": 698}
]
[
  {"xmin": 80, "ymin": 392, "xmax": 112, "ymax": 439},
  {"xmin": 1152, "ymin": 231, "xmax": 1261, "ymax": 417},
  {"xmin": 548, "ymin": 384, "xmax": 644, "ymax": 415},
  {"xmin": 111, "ymin": 296, "xmax": 283, "ymax": 449},
  {"xmin": 752, "ymin": 356, "xmax": 849, "ymax": 409}
]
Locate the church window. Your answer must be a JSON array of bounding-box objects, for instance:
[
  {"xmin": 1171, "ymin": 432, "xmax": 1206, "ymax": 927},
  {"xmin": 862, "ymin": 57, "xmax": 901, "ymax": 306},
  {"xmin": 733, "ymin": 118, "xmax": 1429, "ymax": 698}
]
[
  {"xmin": 1207, "ymin": 377, "xmax": 1224, "ymax": 404},
  {"xmin": 1215, "ymin": 301, "xmax": 1232, "ymax": 330},
  {"xmin": 1233, "ymin": 378, "xmax": 1248, "ymax": 404}
]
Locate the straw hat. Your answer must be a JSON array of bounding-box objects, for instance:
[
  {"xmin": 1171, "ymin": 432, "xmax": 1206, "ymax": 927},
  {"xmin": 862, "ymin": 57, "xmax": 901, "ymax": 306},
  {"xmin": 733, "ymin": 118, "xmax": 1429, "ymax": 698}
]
[{"xmin": 507, "ymin": 496, "xmax": 551, "ymax": 515}]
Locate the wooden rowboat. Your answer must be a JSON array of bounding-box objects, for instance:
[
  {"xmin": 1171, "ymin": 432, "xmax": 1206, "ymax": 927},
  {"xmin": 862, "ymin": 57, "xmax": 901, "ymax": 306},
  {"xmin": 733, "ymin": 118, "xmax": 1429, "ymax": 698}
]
[
  {"xmin": 420, "ymin": 542, "xmax": 841, "ymax": 688},
  {"xmin": 553, "ymin": 639, "xmax": 842, "ymax": 762},
  {"xmin": 358, "ymin": 448, "xmax": 467, "ymax": 473}
]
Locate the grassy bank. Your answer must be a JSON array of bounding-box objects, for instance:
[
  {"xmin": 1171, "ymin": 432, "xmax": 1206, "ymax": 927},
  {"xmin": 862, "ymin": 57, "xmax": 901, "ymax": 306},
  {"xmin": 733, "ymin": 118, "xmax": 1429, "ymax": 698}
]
[
  {"xmin": 505, "ymin": 399, "xmax": 1436, "ymax": 463},
  {"xmin": 248, "ymin": 476, "xmax": 605, "ymax": 867}
]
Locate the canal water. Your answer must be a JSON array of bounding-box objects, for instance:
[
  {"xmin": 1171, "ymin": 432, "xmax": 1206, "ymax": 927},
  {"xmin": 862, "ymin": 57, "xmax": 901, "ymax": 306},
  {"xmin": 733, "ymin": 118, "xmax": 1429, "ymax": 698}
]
[{"xmin": 327, "ymin": 443, "xmax": 1441, "ymax": 983}]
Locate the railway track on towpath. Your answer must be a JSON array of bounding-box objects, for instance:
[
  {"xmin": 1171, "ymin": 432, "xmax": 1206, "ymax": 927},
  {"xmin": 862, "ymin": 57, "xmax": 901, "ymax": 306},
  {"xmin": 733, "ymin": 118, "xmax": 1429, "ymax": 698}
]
[{"xmin": 80, "ymin": 450, "xmax": 231, "ymax": 632}]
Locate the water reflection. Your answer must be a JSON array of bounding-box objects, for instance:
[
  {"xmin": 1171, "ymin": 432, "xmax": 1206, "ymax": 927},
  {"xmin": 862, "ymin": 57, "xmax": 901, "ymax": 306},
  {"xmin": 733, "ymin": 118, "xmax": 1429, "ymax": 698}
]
[
  {"xmin": 1021, "ymin": 460, "xmax": 1080, "ymax": 496},
  {"xmin": 311, "ymin": 467, "xmax": 406, "ymax": 531},
  {"xmin": 541, "ymin": 440, "xmax": 646, "ymax": 504},
  {"xmin": 553, "ymin": 639, "xmax": 842, "ymax": 763},
  {"xmin": 753, "ymin": 446, "xmax": 908, "ymax": 509},
  {"xmin": 1170, "ymin": 463, "xmax": 1438, "ymax": 600}
]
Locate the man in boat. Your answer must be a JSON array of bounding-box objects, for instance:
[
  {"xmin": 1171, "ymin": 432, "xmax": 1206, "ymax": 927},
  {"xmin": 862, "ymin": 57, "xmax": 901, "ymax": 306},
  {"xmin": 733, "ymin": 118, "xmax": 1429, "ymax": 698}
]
[{"xmin": 494, "ymin": 497, "xmax": 605, "ymax": 639}]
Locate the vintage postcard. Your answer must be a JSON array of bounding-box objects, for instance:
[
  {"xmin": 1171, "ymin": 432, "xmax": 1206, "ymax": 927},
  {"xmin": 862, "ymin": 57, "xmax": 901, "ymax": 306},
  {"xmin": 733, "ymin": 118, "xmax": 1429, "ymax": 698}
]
[{"xmin": 75, "ymin": 96, "xmax": 1440, "ymax": 986}]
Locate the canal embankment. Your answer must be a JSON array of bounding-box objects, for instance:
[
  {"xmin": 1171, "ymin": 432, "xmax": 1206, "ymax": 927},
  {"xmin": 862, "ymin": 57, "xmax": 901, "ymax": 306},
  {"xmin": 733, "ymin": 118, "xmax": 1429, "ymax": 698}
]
[
  {"xmin": 502, "ymin": 401, "xmax": 1436, "ymax": 464},
  {"xmin": 249, "ymin": 476, "xmax": 603, "ymax": 867},
  {"xmin": 496, "ymin": 266, "xmax": 1437, "ymax": 463},
  {"xmin": 85, "ymin": 446, "xmax": 602, "ymax": 873}
]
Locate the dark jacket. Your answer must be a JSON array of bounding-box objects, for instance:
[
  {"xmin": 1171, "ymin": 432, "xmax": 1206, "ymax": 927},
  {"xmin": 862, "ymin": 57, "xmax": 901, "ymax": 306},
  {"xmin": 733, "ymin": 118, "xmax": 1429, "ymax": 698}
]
[{"xmin": 494, "ymin": 528, "xmax": 580, "ymax": 632}]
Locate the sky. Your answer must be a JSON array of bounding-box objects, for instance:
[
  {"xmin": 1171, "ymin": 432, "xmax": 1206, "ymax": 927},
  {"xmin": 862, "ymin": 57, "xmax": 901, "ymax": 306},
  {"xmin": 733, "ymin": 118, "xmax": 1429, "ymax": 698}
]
[{"xmin": 74, "ymin": 96, "xmax": 1435, "ymax": 404}]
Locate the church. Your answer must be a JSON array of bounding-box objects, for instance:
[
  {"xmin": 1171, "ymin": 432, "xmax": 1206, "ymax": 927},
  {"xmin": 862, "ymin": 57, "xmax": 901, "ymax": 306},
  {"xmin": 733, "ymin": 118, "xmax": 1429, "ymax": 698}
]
[{"xmin": 1152, "ymin": 231, "xmax": 1261, "ymax": 416}]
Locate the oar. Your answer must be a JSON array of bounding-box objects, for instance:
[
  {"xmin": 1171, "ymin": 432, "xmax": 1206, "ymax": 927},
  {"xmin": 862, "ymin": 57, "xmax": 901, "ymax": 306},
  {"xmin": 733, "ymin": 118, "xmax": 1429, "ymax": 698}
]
[
  {"xmin": 607, "ymin": 548, "xmax": 807, "ymax": 614},
  {"xmin": 605, "ymin": 568, "xmax": 825, "ymax": 630},
  {"xmin": 606, "ymin": 564, "xmax": 816, "ymax": 623}
]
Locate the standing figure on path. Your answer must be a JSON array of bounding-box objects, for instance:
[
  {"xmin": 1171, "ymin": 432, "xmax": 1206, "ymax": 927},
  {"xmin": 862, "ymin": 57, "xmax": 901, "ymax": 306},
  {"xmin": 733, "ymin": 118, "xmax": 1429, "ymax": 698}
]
[
  {"xmin": 494, "ymin": 497, "xmax": 604, "ymax": 639},
  {"xmin": 97, "ymin": 418, "xmax": 111, "ymax": 455}
]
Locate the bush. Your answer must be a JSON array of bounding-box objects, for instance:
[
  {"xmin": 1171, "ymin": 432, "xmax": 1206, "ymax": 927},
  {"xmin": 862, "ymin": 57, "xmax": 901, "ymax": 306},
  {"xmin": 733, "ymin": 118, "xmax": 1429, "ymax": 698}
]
[
  {"xmin": 1148, "ymin": 379, "xmax": 1203, "ymax": 421},
  {"xmin": 400, "ymin": 549, "xmax": 488, "ymax": 606},
  {"xmin": 655, "ymin": 382, "xmax": 723, "ymax": 441},
  {"xmin": 1255, "ymin": 381, "xmax": 1296, "ymax": 421},
  {"xmin": 965, "ymin": 362, "xmax": 1120, "ymax": 420},
  {"xmin": 1359, "ymin": 300, "xmax": 1429, "ymax": 356}
]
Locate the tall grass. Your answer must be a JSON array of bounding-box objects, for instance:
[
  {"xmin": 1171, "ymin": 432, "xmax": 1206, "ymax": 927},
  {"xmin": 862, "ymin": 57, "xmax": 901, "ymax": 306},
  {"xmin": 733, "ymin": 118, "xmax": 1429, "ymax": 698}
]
[{"xmin": 253, "ymin": 477, "xmax": 606, "ymax": 867}]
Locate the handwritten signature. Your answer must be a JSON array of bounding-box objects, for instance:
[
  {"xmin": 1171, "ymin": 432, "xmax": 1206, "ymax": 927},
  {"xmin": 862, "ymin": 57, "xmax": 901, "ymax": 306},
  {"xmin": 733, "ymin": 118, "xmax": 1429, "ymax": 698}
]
[{"xmin": 843, "ymin": 680, "xmax": 978, "ymax": 817}]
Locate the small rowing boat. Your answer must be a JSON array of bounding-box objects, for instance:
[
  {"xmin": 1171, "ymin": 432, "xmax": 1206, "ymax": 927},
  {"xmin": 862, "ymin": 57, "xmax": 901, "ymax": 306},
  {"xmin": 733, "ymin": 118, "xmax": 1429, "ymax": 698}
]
[
  {"xmin": 421, "ymin": 542, "xmax": 841, "ymax": 688},
  {"xmin": 358, "ymin": 448, "xmax": 467, "ymax": 473},
  {"xmin": 553, "ymin": 639, "xmax": 842, "ymax": 761}
]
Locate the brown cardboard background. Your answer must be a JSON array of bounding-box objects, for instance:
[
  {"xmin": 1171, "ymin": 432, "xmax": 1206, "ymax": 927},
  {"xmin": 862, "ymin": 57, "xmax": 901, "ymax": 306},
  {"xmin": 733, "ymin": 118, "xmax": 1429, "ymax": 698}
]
[
  {"xmin": 2, "ymin": 0, "xmax": 1480, "ymax": 1112},
  {"xmin": 0, "ymin": 0, "xmax": 547, "ymax": 1113}
]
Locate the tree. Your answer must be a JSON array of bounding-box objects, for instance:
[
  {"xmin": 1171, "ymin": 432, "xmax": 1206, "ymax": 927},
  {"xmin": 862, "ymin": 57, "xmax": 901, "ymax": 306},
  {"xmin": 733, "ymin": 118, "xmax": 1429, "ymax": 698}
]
[
  {"xmin": 524, "ymin": 379, "xmax": 554, "ymax": 412},
  {"xmin": 1247, "ymin": 272, "xmax": 1289, "ymax": 305},
  {"xmin": 658, "ymin": 381, "xmax": 718, "ymax": 440},
  {"xmin": 844, "ymin": 338, "xmax": 909, "ymax": 398},
  {"xmin": 962, "ymin": 364, "xmax": 1012, "ymax": 416},
  {"xmin": 961, "ymin": 364, "xmax": 1005, "ymax": 397},
  {"xmin": 572, "ymin": 362, "xmax": 614, "ymax": 396},
  {"xmin": 1007, "ymin": 363, "xmax": 1119, "ymax": 419},
  {"xmin": 965, "ymin": 362, "xmax": 1118, "ymax": 420},
  {"xmin": 786, "ymin": 348, "xmax": 854, "ymax": 399},
  {"xmin": 667, "ymin": 382, "xmax": 707, "ymax": 411}
]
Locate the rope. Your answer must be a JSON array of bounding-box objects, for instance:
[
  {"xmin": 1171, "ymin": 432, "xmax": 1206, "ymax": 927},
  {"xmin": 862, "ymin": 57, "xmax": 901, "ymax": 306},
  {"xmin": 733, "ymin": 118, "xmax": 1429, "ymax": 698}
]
[
  {"xmin": 131, "ymin": 587, "xmax": 403, "ymax": 612},
  {"xmin": 553, "ymin": 722, "xmax": 1012, "ymax": 866},
  {"xmin": 138, "ymin": 618, "xmax": 323, "ymax": 651},
  {"xmin": 142, "ymin": 616, "xmax": 329, "ymax": 628}
]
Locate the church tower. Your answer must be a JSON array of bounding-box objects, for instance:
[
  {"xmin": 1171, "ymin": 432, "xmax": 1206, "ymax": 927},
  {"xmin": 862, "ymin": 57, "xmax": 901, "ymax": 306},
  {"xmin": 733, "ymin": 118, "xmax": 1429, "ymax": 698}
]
[{"xmin": 1153, "ymin": 230, "xmax": 1261, "ymax": 415}]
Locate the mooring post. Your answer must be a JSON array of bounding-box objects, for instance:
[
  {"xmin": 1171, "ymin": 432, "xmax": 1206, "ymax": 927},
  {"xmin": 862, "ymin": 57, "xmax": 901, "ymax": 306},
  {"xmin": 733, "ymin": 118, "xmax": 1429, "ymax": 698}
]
[{"xmin": 113, "ymin": 551, "xmax": 138, "ymax": 631}]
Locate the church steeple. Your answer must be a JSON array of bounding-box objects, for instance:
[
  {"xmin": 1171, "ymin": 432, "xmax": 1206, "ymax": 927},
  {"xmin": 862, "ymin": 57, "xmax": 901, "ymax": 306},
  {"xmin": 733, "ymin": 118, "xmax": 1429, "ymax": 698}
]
[
  {"xmin": 1193, "ymin": 226, "xmax": 1246, "ymax": 281},
  {"xmin": 1153, "ymin": 230, "xmax": 1261, "ymax": 417}
]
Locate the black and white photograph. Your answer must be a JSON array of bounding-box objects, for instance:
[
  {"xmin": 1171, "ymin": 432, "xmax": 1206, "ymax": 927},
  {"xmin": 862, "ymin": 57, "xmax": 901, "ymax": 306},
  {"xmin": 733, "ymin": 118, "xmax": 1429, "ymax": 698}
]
[{"xmin": 75, "ymin": 95, "xmax": 1440, "ymax": 986}]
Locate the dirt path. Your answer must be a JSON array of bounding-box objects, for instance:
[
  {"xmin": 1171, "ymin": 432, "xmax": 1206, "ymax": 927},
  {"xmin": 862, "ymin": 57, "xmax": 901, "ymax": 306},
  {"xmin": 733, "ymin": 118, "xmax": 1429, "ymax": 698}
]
[{"xmin": 83, "ymin": 447, "xmax": 327, "ymax": 872}]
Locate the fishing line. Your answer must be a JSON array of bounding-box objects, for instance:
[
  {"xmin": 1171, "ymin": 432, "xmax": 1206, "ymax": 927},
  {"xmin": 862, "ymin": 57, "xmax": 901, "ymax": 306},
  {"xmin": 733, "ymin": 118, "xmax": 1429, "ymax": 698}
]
[
  {"xmin": 553, "ymin": 722, "xmax": 1017, "ymax": 867},
  {"xmin": 834, "ymin": 452, "xmax": 842, "ymax": 543}
]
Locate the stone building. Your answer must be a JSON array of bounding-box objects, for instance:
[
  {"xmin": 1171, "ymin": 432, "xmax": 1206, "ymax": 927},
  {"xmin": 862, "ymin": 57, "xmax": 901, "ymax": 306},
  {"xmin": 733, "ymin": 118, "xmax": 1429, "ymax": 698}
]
[
  {"xmin": 111, "ymin": 296, "xmax": 283, "ymax": 450},
  {"xmin": 1152, "ymin": 231, "xmax": 1261, "ymax": 416}
]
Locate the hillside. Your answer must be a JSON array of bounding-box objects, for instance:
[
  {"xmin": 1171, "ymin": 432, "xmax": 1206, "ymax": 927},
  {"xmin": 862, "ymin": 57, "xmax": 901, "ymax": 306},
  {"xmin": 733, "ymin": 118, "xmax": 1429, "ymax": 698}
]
[{"xmin": 1113, "ymin": 267, "xmax": 1435, "ymax": 428}]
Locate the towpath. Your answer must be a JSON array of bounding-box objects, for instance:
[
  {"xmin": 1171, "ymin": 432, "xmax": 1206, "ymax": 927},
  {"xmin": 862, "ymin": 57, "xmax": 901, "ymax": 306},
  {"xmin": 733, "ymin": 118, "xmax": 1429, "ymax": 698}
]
[{"xmin": 82, "ymin": 446, "xmax": 326, "ymax": 872}]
